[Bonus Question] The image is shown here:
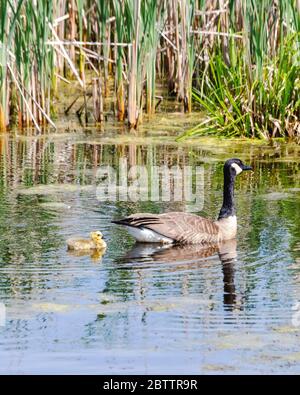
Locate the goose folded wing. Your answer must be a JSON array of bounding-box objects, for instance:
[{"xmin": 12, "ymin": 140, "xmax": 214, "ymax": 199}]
[{"xmin": 113, "ymin": 212, "xmax": 219, "ymax": 244}]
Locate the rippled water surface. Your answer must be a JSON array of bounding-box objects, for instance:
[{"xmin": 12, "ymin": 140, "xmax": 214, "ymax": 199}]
[{"xmin": 0, "ymin": 120, "xmax": 300, "ymax": 374}]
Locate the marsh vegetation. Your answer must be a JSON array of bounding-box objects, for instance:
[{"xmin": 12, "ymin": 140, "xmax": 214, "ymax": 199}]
[
  {"xmin": 0, "ymin": 0, "xmax": 299, "ymax": 138},
  {"xmin": 0, "ymin": 126, "xmax": 300, "ymax": 373}
]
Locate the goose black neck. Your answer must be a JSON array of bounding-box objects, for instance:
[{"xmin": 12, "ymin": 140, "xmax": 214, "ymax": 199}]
[{"xmin": 218, "ymin": 171, "xmax": 236, "ymax": 219}]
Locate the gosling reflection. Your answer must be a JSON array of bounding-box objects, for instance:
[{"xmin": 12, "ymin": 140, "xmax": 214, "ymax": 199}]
[
  {"xmin": 67, "ymin": 248, "xmax": 106, "ymax": 262},
  {"xmin": 122, "ymin": 239, "xmax": 238, "ymax": 309}
]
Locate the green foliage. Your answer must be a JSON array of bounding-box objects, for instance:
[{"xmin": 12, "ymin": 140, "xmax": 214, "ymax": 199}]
[{"xmin": 178, "ymin": 0, "xmax": 300, "ymax": 140}]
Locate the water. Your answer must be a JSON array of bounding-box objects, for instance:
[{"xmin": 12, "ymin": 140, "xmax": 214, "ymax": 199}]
[{"xmin": 0, "ymin": 122, "xmax": 300, "ymax": 374}]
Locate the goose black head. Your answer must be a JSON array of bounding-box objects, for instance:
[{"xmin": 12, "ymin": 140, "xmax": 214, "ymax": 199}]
[{"xmin": 224, "ymin": 158, "xmax": 252, "ymax": 177}]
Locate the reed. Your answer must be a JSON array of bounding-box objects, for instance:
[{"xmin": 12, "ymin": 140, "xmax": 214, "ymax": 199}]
[{"xmin": 0, "ymin": 0, "xmax": 299, "ymax": 139}]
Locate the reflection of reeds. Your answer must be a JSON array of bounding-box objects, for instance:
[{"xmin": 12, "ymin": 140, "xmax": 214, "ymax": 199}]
[{"xmin": 0, "ymin": 1, "xmax": 299, "ymax": 137}]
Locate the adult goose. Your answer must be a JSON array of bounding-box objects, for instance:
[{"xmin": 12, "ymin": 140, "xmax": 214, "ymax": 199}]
[{"xmin": 112, "ymin": 158, "xmax": 252, "ymax": 244}]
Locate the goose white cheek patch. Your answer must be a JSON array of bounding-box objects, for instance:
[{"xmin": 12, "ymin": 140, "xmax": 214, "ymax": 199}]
[{"xmin": 231, "ymin": 163, "xmax": 243, "ymax": 175}]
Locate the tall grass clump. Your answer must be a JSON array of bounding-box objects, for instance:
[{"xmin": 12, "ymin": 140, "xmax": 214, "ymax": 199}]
[{"xmin": 179, "ymin": 0, "xmax": 300, "ymax": 140}]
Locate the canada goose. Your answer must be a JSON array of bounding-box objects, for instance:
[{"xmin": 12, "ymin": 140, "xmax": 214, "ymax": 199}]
[
  {"xmin": 112, "ymin": 158, "xmax": 252, "ymax": 244},
  {"xmin": 67, "ymin": 231, "xmax": 107, "ymax": 251}
]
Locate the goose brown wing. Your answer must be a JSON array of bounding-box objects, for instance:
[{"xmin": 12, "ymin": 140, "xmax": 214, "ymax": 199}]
[{"xmin": 112, "ymin": 212, "xmax": 220, "ymax": 244}]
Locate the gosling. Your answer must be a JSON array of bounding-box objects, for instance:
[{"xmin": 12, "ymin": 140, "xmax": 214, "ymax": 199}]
[{"xmin": 67, "ymin": 231, "xmax": 107, "ymax": 251}]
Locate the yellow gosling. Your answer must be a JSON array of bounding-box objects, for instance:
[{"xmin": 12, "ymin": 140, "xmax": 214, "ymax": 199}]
[{"xmin": 67, "ymin": 231, "xmax": 107, "ymax": 251}]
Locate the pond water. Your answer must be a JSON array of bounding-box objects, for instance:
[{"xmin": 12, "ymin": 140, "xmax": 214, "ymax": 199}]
[{"xmin": 0, "ymin": 118, "xmax": 299, "ymax": 374}]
